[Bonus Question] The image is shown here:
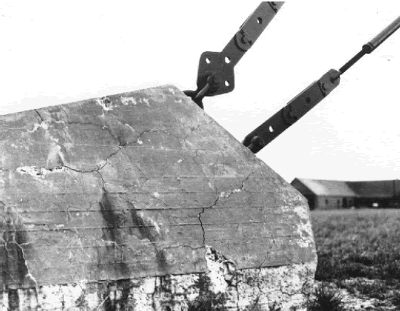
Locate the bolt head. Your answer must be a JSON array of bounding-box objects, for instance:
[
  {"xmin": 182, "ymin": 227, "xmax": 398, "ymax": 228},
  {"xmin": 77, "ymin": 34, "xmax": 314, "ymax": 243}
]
[
  {"xmin": 208, "ymin": 74, "xmax": 220, "ymax": 87},
  {"xmin": 252, "ymin": 136, "xmax": 265, "ymax": 147}
]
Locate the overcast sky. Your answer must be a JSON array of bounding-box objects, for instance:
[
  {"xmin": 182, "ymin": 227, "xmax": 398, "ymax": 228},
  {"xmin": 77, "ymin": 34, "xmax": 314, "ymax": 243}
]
[{"xmin": 1, "ymin": 1, "xmax": 400, "ymax": 183}]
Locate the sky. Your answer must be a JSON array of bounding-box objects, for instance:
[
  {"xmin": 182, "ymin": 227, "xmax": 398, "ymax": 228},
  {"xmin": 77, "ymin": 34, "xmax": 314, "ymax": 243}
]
[{"xmin": 1, "ymin": 1, "xmax": 400, "ymax": 183}]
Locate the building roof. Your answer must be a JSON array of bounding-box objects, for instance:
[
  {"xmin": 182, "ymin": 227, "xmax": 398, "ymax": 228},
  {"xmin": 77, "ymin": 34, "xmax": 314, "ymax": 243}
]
[
  {"xmin": 292, "ymin": 178, "xmax": 400, "ymax": 198},
  {"xmin": 348, "ymin": 180, "xmax": 396, "ymax": 198},
  {"xmin": 294, "ymin": 178, "xmax": 357, "ymax": 197}
]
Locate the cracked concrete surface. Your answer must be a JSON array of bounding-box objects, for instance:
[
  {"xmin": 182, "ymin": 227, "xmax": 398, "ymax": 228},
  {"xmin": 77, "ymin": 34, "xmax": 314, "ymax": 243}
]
[{"xmin": 0, "ymin": 85, "xmax": 316, "ymax": 310}]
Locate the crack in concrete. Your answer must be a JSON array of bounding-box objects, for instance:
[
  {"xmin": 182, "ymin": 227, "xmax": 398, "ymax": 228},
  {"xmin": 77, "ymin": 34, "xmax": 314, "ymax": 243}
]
[
  {"xmin": 34, "ymin": 109, "xmax": 44, "ymax": 123},
  {"xmin": 239, "ymin": 171, "xmax": 255, "ymax": 192},
  {"xmin": 64, "ymin": 146, "xmax": 121, "ymax": 174},
  {"xmin": 197, "ymin": 171, "xmax": 256, "ymax": 246},
  {"xmin": 27, "ymin": 110, "xmax": 49, "ymax": 133},
  {"xmin": 23, "ymin": 145, "xmax": 121, "ymax": 183},
  {"xmin": 97, "ymin": 171, "xmax": 106, "ymax": 189},
  {"xmin": 219, "ymin": 171, "xmax": 256, "ymax": 199},
  {"xmin": 14, "ymin": 145, "xmax": 120, "ymax": 187},
  {"xmin": 13, "ymin": 241, "xmax": 38, "ymax": 288},
  {"xmin": 198, "ymin": 192, "xmax": 221, "ymax": 246},
  {"xmin": 198, "ymin": 208, "xmax": 206, "ymax": 245}
]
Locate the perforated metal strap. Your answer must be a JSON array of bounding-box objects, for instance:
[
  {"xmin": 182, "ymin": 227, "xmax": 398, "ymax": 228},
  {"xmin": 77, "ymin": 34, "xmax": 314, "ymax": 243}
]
[
  {"xmin": 184, "ymin": 2, "xmax": 284, "ymax": 109},
  {"xmin": 196, "ymin": 2, "xmax": 284, "ymax": 97}
]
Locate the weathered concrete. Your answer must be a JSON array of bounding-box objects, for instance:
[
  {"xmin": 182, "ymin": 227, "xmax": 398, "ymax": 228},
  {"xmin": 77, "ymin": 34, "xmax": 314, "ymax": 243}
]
[{"xmin": 0, "ymin": 85, "xmax": 317, "ymax": 310}]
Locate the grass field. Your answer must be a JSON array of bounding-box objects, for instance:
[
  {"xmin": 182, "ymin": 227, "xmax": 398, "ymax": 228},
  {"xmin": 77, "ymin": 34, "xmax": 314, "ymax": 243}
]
[{"xmin": 310, "ymin": 208, "xmax": 400, "ymax": 307}]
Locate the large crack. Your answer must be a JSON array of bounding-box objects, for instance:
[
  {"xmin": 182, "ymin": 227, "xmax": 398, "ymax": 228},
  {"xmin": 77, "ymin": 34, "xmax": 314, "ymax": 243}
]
[
  {"xmin": 199, "ymin": 193, "xmax": 221, "ymax": 246},
  {"xmin": 198, "ymin": 171, "xmax": 255, "ymax": 246},
  {"xmin": 64, "ymin": 146, "xmax": 122, "ymax": 174},
  {"xmin": 198, "ymin": 208, "xmax": 206, "ymax": 246},
  {"xmin": 16, "ymin": 143, "xmax": 122, "ymax": 183},
  {"xmin": 194, "ymin": 171, "xmax": 257, "ymax": 308}
]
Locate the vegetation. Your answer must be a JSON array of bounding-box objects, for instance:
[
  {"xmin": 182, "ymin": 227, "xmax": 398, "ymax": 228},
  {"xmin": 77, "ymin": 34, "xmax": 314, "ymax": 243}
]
[
  {"xmin": 308, "ymin": 284, "xmax": 345, "ymax": 311},
  {"xmin": 311, "ymin": 208, "xmax": 400, "ymax": 306}
]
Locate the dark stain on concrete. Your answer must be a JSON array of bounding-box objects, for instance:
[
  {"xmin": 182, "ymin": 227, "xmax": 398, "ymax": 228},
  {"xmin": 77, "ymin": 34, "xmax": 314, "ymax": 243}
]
[
  {"xmin": 0, "ymin": 203, "xmax": 37, "ymax": 292},
  {"xmin": 99, "ymin": 189, "xmax": 125, "ymax": 245},
  {"xmin": 99, "ymin": 187, "xmax": 168, "ymax": 276},
  {"xmin": 127, "ymin": 201, "xmax": 169, "ymax": 272},
  {"xmin": 2, "ymin": 231, "xmax": 28, "ymax": 287},
  {"xmin": 99, "ymin": 189, "xmax": 130, "ymax": 276}
]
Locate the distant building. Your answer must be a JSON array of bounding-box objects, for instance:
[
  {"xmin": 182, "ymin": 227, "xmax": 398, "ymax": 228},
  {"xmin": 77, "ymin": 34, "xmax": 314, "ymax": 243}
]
[{"xmin": 291, "ymin": 178, "xmax": 400, "ymax": 210}]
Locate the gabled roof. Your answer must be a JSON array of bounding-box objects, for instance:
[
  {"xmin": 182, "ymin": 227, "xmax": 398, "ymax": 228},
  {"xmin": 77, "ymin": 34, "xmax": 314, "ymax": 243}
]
[
  {"xmin": 348, "ymin": 180, "xmax": 395, "ymax": 198},
  {"xmin": 293, "ymin": 178, "xmax": 357, "ymax": 197},
  {"xmin": 292, "ymin": 178, "xmax": 400, "ymax": 198}
]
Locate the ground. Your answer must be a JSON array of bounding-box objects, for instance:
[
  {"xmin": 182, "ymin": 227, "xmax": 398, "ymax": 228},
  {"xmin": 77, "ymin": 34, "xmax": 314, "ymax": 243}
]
[{"xmin": 311, "ymin": 208, "xmax": 400, "ymax": 310}]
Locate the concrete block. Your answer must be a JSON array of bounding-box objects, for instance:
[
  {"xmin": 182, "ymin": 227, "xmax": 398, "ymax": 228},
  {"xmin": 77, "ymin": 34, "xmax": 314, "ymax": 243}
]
[{"xmin": 0, "ymin": 85, "xmax": 317, "ymax": 310}]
